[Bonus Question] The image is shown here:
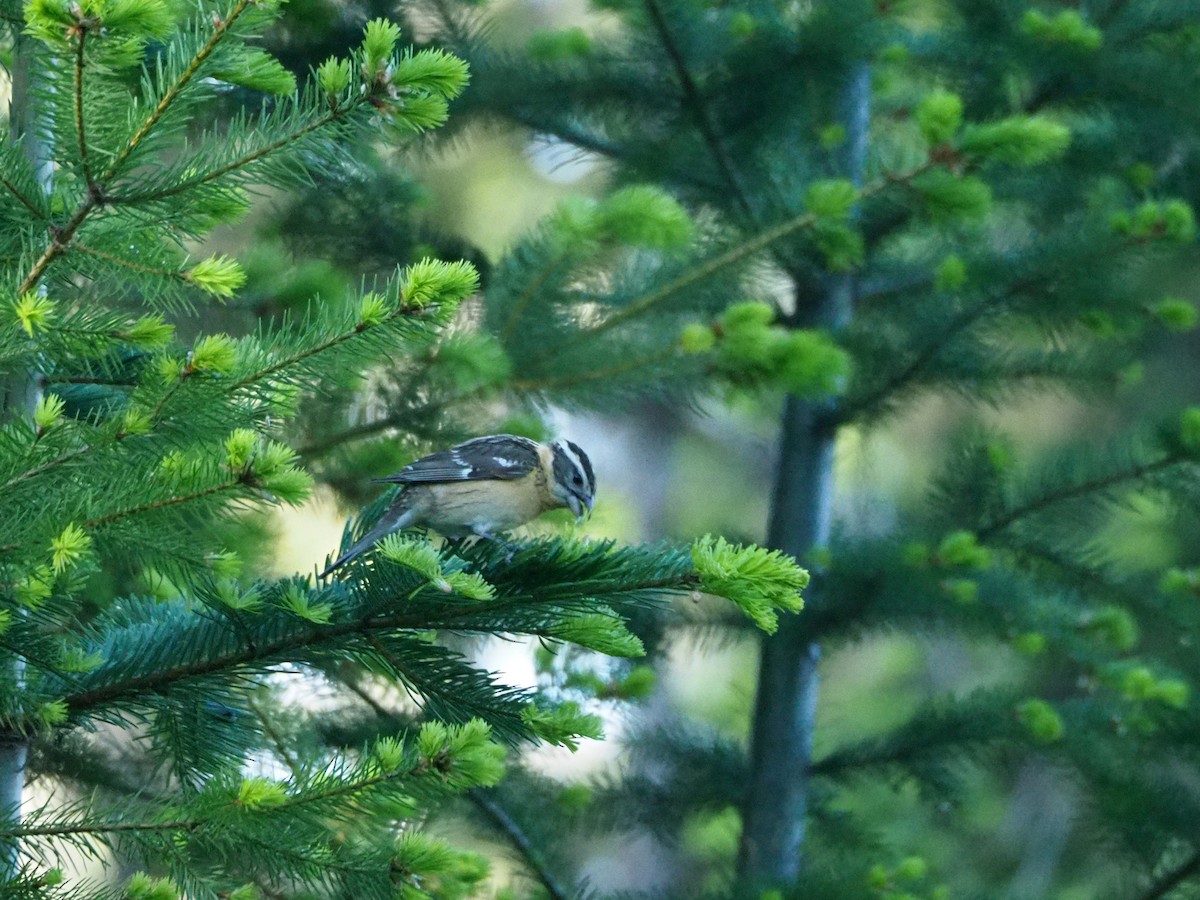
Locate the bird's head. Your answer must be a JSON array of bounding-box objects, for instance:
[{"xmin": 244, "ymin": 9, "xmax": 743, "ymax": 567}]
[{"xmin": 549, "ymin": 438, "xmax": 596, "ymax": 519}]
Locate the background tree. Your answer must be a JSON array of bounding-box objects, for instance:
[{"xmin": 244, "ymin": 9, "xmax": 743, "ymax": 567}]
[
  {"xmin": 245, "ymin": 0, "xmax": 1200, "ymax": 896},
  {"xmin": 0, "ymin": 1, "xmax": 805, "ymax": 897}
]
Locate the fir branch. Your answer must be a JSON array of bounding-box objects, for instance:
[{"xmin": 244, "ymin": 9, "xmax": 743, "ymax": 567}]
[
  {"xmin": 60, "ymin": 571, "xmax": 690, "ymax": 716},
  {"xmin": 99, "ymin": 0, "xmax": 255, "ymax": 184},
  {"xmin": 0, "ymin": 176, "xmax": 46, "ymax": 221},
  {"xmin": 468, "ymin": 788, "xmax": 571, "ymax": 900},
  {"xmin": 642, "ymin": 0, "xmax": 754, "ymax": 220},
  {"xmin": 230, "ymin": 319, "xmax": 389, "ymax": 393},
  {"xmin": 0, "ymin": 816, "xmax": 195, "ymax": 841},
  {"xmin": 499, "ymin": 252, "xmax": 570, "ymax": 344},
  {"xmin": 977, "ymin": 456, "xmax": 1180, "ymax": 540},
  {"xmin": 85, "ymin": 477, "xmax": 244, "ymax": 531},
  {"xmin": 510, "ymin": 345, "xmax": 679, "ymax": 392},
  {"xmin": 247, "ymin": 693, "xmax": 301, "ymax": 779},
  {"xmin": 18, "ymin": 197, "xmax": 98, "ymax": 296},
  {"xmin": 73, "ymin": 28, "xmax": 92, "ymax": 187},
  {"xmin": 109, "ymin": 104, "xmax": 359, "ymax": 205},
  {"xmin": 334, "ymin": 666, "xmax": 572, "ymax": 899},
  {"xmin": 0, "ymin": 444, "xmax": 94, "ymax": 493},
  {"xmin": 71, "ymin": 242, "xmax": 182, "ymax": 281},
  {"xmin": 18, "ymin": 0, "xmax": 260, "ymax": 296},
  {"xmin": 1138, "ymin": 849, "xmax": 1200, "ymax": 900},
  {"xmin": 547, "ymin": 160, "xmax": 934, "ymax": 355}
]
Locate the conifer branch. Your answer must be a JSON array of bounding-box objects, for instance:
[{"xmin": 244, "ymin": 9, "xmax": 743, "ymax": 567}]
[
  {"xmin": 109, "ymin": 105, "xmax": 360, "ymax": 205},
  {"xmin": 469, "ymin": 788, "xmax": 571, "ymax": 900},
  {"xmin": 550, "ymin": 161, "xmax": 934, "ymax": 353},
  {"xmin": 977, "ymin": 456, "xmax": 1180, "ymax": 540},
  {"xmin": 18, "ymin": 197, "xmax": 97, "ymax": 296},
  {"xmin": 511, "ymin": 346, "xmax": 679, "ymax": 392},
  {"xmin": 61, "ymin": 573, "xmax": 690, "ymax": 715},
  {"xmin": 0, "ymin": 444, "xmax": 94, "ymax": 493},
  {"xmin": 73, "ymin": 29, "xmax": 91, "ymax": 187},
  {"xmin": 72, "ymin": 242, "xmax": 182, "ymax": 280},
  {"xmin": 247, "ymin": 694, "xmax": 302, "ymax": 779},
  {"xmin": 336, "ymin": 667, "xmax": 572, "ymax": 899},
  {"xmin": 99, "ymin": 0, "xmax": 254, "ymax": 183},
  {"xmin": 1138, "ymin": 849, "xmax": 1200, "ymax": 900},
  {"xmin": 18, "ymin": 0, "xmax": 261, "ymax": 297},
  {"xmin": 499, "ymin": 253, "xmax": 569, "ymax": 344},
  {"xmin": 85, "ymin": 477, "xmax": 245, "ymax": 530},
  {"xmin": 642, "ymin": 0, "xmax": 755, "ymax": 220},
  {"xmin": 0, "ymin": 816, "xmax": 196, "ymax": 841},
  {"xmin": 0, "ymin": 176, "xmax": 45, "ymax": 221}
]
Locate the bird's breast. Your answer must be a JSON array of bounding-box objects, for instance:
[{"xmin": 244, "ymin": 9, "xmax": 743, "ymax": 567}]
[{"xmin": 422, "ymin": 476, "xmax": 548, "ymax": 533}]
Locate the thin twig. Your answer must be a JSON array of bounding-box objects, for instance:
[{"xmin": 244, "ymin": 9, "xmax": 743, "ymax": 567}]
[
  {"xmin": 469, "ymin": 788, "xmax": 572, "ymax": 900},
  {"xmin": 339, "ymin": 668, "xmax": 573, "ymax": 900},
  {"xmin": 99, "ymin": 0, "xmax": 255, "ymax": 183},
  {"xmin": 0, "ymin": 175, "xmax": 46, "ymax": 221},
  {"xmin": 73, "ymin": 26, "xmax": 91, "ymax": 186},
  {"xmin": 247, "ymin": 694, "xmax": 302, "ymax": 779},
  {"xmin": 978, "ymin": 456, "xmax": 1179, "ymax": 540},
  {"xmin": 86, "ymin": 478, "xmax": 244, "ymax": 530},
  {"xmin": 1136, "ymin": 850, "xmax": 1200, "ymax": 900},
  {"xmin": 643, "ymin": 0, "xmax": 755, "ymax": 220}
]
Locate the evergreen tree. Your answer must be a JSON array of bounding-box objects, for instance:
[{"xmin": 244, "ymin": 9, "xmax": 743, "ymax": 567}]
[
  {"xmin": 0, "ymin": 2, "xmax": 806, "ymax": 896},
  {"xmin": 350, "ymin": 0, "xmax": 1200, "ymax": 896}
]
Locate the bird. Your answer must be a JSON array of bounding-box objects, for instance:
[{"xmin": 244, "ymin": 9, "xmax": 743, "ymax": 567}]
[{"xmin": 320, "ymin": 434, "xmax": 595, "ymax": 577}]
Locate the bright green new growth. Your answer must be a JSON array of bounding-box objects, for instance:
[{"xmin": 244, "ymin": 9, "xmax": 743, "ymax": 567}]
[
  {"xmin": 522, "ymin": 702, "xmax": 605, "ymax": 752},
  {"xmin": 915, "ymin": 89, "xmax": 963, "ymax": 145},
  {"xmin": 549, "ymin": 608, "xmax": 646, "ymax": 657},
  {"xmin": 1022, "ymin": 8, "xmax": 1103, "ymax": 51},
  {"xmin": 692, "ymin": 535, "xmax": 808, "ymax": 633},
  {"xmin": 188, "ymin": 255, "xmax": 247, "ymax": 299},
  {"xmin": 959, "ymin": 116, "xmax": 1071, "ymax": 166},
  {"xmin": 1016, "ymin": 698, "xmax": 1065, "ymax": 744}
]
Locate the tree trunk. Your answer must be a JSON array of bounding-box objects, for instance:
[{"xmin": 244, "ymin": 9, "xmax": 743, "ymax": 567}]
[
  {"xmin": 1, "ymin": 27, "xmax": 52, "ymax": 878},
  {"xmin": 737, "ymin": 63, "xmax": 869, "ymax": 887}
]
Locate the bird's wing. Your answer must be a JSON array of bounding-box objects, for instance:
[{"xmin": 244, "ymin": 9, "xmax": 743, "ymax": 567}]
[{"xmin": 375, "ymin": 434, "xmax": 542, "ymax": 484}]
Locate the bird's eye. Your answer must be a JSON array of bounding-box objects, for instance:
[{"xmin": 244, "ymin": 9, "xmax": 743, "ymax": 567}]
[{"xmin": 572, "ymin": 473, "xmax": 584, "ymax": 486}]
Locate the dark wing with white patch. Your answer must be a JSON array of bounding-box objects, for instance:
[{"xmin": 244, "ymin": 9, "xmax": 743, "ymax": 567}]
[{"xmin": 374, "ymin": 434, "xmax": 542, "ymax": 484}]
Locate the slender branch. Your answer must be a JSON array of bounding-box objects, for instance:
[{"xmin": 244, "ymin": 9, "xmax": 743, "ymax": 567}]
[
  {"xmin": 548, "ymin": 160, "xmax": 934, "ymax": 356},
  {"xmin": 247, "ymin": 694, "xmax": 302, "ymax": 779},
  {"xmin": 1, "ymin": 816, "xmax": 195, "ymax": 841},
  {"xmin": 510, "ymin": 347, "xmax": 678, "ymax": 392},
  {"xmin": 72, "ymin": 241, "xmax": 182, "ymax": 280},
  {"xmin": 73, "ymin": 28, "xmax": 91, "ymax": 186},
  {"xmin": 231, "ymin": 300, "xmax": 434, "ymax": 395},
  {"xmin": 837, "ymin": 278, "xmax": 1039, "ymax": 425},
  {"xmin": 0, "ymin": 176, "xmax": 45, "ymax": 221},
  {"xmin": 99, "ymin": 0, "xmax": 255, "ymax": 183},
  {"xmin": 977, "ymin": 456, "xmax": 1180, "ymax": 540},
  {"xmin": 337, "ymin": 665, "xmax": 573, "ymax": 900},
  {"xmin": 0, "ymin": 444, "xmax": 94, "ymax": 493},
  {"xmin": 1137, "ymin": 850, "xmax": 1200, "ymax": 900},
  {"xmin": 469, "ymin": 789, "xmax": 571, "ymax": 900},
  {"xmin": 85, "ymin": 478, "xmax": 244, "ymax": 530},
  {"xmin": 643, "ymin": 0, "xmax": 755, "ymax": 220},
  {"xmin": 109, "ymin": 105, "xmax": 357, "ymax": 205},
  {"xmin": 60, "ymin": 574, "xmax": 692, "ymax": 714},
  {"xmin": 499, "ymin": 251, "xmax": 569, "ymax": 345},
  {"xmin": 17, "ymin": 197, "xmax": 97, "ymax": 296},
  {"xmin": 297, "ymin": 343, "xmax": 675, "ymax": 460},
  {"xmin": 19, "ymin": 0, "xmax": 259, "ymax": 297}
]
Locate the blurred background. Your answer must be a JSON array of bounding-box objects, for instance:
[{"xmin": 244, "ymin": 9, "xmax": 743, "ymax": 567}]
[{"xmin": 104, "ymin": 0, "xmax": 1200, "ymax": 896}]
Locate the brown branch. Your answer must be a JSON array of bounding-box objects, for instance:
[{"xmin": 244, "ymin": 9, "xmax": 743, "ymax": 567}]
[
  {"xmin": 73, "ymin": 27, "xmax": 92, "ymax": 186},
  {"xmin": 643, "ymin": 0, "xmax": 755, "ymax": 220}
]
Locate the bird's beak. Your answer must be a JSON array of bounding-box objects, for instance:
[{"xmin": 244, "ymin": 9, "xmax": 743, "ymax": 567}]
[{"xmin": 567, "ymin": 495, "xmax": 592, "ymax": 519}]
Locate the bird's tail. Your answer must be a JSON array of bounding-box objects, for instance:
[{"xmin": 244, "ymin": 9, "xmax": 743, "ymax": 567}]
[{"xmin": 319, "ymin": 504, "xmax": 415, "ymax": 578}]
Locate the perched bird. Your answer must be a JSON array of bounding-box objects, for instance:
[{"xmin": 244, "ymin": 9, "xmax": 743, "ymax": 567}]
[{"xmin": 320, "ymin": 434, "xmax": 595, "ymax": 577}]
